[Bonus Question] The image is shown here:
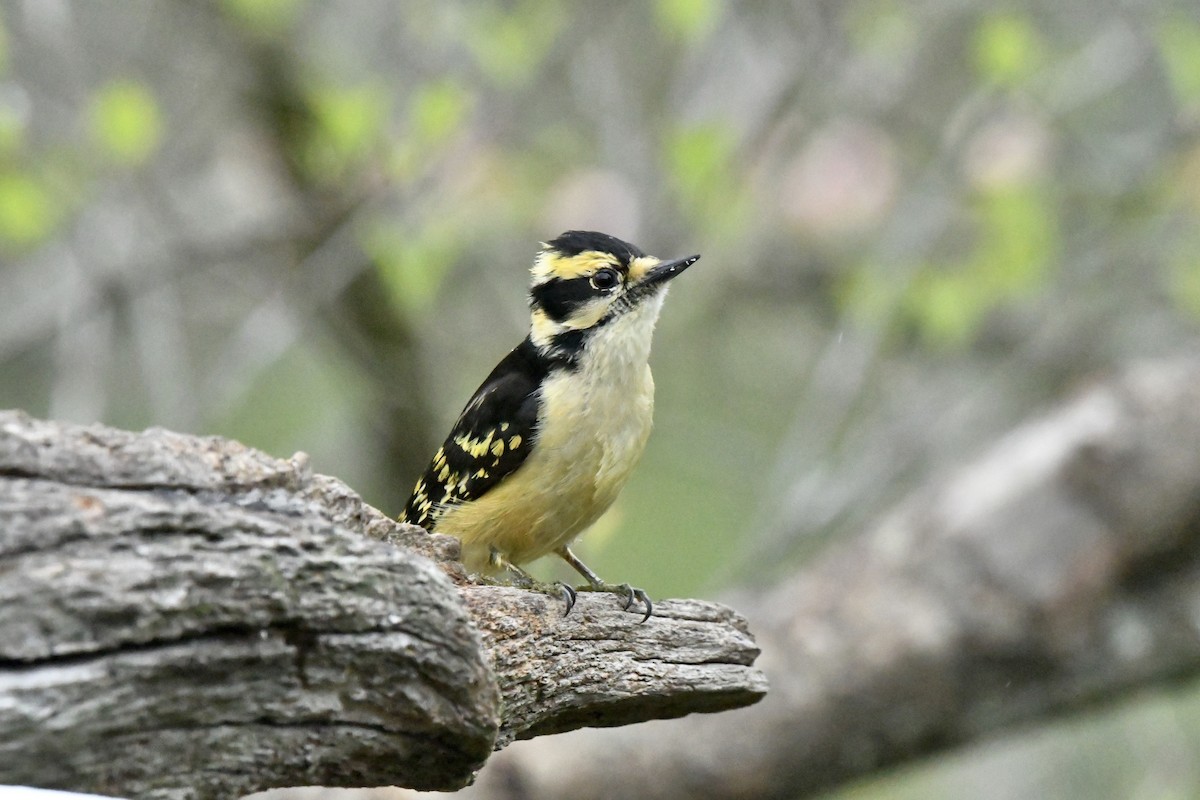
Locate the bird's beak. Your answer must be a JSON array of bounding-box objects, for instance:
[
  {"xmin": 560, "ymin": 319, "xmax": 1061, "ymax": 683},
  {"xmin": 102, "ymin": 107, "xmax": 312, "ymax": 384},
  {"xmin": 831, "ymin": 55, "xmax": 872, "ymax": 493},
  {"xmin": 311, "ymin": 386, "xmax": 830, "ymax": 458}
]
[{"xmin": 639, "ymin": 254, "xmax": 701, "ymax": 287}]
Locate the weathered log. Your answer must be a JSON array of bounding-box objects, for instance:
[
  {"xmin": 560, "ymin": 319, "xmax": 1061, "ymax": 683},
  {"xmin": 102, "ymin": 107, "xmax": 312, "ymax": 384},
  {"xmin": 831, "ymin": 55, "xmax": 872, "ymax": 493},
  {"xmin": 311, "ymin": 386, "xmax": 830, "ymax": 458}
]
[
  {"xmin": 0, "ymin": 411, "xmax": 767, "ymax": 799},
  {"xmin": 459, "ymin": 357, "xmax": 1200, "ymax": 800}
]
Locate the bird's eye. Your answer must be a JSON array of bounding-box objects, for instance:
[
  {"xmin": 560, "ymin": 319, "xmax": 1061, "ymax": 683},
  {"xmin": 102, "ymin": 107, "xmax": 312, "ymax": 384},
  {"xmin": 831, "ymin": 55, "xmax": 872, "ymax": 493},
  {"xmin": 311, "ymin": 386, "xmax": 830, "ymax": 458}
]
[{"xmin": 590, "ymin": 268, "xmax": 620, "ymax": 291}]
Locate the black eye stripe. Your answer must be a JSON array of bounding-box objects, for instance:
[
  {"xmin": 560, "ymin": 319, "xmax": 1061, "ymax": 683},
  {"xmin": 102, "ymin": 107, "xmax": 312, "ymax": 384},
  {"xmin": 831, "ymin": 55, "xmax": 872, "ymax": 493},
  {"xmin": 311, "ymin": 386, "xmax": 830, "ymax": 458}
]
[{"xmin": 530, "ymin": 277, "xmax": 598, "ymax": 321}]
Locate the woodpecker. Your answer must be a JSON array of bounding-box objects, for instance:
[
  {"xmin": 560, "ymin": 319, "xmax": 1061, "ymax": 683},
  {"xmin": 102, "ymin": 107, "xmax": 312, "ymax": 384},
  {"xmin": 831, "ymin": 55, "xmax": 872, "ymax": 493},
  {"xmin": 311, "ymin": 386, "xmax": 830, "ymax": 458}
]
[{"xmin": 402, "ymin": 230, "xmax": 699, "ymax": 621}]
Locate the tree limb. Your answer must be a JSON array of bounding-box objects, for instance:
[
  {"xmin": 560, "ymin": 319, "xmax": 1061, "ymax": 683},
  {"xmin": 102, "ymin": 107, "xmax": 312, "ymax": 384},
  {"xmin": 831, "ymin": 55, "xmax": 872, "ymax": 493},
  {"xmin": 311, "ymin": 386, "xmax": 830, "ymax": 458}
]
[
  {"xmin": 459, "ymin": 357, "xmax": 1200, "ymax": 800},
  {"xmin": 0, "ymin": 412, "xmax": 766, "ymax": 799}
]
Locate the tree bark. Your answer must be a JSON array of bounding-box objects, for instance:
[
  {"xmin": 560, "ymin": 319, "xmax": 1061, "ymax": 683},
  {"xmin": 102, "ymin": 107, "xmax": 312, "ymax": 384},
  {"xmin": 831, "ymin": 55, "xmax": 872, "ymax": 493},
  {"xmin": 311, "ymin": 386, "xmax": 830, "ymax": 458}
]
[
  {"xmin": 0, "ymin": 412, "xmax": 766, "ymax": 800},
  {"xmin": 458, "ymin": 357, "xmax": 1200, "ymax": 800}
]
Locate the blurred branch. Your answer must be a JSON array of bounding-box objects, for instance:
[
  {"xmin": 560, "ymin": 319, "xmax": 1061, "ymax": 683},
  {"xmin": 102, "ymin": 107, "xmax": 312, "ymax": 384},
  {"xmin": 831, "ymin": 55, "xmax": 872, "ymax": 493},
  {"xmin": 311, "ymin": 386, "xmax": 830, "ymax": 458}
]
[
  {"xmin": 0, "ymin": 411, "xmax": 765, "ymax": 799},
  {"xmin": 218, "ymin": 8, "xmax": 441, "ymax": 495},
  {"xmin": 460, "ymin": 357, "xmax": 1200, "ymax": 800}
]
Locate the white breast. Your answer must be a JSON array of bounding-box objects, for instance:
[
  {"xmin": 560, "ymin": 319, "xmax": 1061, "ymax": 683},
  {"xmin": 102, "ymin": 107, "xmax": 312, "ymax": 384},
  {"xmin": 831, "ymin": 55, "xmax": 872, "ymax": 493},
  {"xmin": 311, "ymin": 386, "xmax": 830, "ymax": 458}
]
[
  {"xmin": 437, "ymin": 291, "xmax": 668, "ymax": 571},
  {"xmin": 530, "ymin": 293, "xmax": 665, "ymax": 542}
]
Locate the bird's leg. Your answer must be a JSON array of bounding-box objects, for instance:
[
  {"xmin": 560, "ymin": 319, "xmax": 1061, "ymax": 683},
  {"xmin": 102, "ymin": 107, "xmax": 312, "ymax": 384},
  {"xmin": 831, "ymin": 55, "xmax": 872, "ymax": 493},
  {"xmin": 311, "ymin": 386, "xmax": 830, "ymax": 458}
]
[
  {"xmin": 487, "ymin": 546, "xmax": 537, "ymax": 585},
  {"xmin": 554, "ymin": 545, "xmax": 653, "ymax": 623},
  {"xmin": 487, "ymin": 546, "xmax": 577, "ymax": 616}
]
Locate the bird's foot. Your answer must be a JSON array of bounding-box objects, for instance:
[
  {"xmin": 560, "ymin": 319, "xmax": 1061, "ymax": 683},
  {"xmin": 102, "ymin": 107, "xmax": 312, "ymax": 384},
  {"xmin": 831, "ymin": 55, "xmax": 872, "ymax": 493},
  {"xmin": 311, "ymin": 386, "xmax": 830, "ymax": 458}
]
[
  {"xmin": 484, "ymin": 547, "xmax": 577, "ymax": 615},
  {"xmin": 573, "ymin": 581, "xmax": 653, "ymax": 623},
  {"xmin": 522, "ymin": 579, "xmax": 578, "ymax": 617},
  {"xmin": 552, "ymin": 545, "xmax": 653, "ymax": 622}
]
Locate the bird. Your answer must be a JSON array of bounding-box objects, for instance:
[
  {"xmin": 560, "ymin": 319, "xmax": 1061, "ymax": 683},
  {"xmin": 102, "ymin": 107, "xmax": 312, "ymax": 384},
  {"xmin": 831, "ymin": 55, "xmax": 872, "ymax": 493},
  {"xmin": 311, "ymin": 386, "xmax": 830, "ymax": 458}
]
[{"xmin": 401, "ymin": 230, "xmax": 699, "ymax": 622}]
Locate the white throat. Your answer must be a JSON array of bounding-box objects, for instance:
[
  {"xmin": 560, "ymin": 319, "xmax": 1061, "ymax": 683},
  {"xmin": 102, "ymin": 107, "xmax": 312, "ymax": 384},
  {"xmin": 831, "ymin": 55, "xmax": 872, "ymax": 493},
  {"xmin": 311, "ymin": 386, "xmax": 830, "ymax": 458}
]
[{"xmin": 575, "ymin": 289, "xmax": 667, "ymax": 380}]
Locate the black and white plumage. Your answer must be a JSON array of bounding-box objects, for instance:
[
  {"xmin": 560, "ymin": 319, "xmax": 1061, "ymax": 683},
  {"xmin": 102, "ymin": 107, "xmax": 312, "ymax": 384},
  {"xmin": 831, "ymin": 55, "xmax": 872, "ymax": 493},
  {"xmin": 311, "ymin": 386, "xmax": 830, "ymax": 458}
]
[
  {"xmin": 403, "ymin": 337, "xmax": 548, "ymax": 529},
  {"xmin": 402, "ymin": 231, "xmax": 699, "ymax": 619}
]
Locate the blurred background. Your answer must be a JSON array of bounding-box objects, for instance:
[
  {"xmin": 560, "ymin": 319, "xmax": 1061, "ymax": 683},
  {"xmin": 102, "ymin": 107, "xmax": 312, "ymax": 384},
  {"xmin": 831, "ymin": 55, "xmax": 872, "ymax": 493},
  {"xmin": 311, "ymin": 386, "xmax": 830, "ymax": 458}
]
[{"xmin": 2, "ymin": 0, "xmax": 1200, "ymax": 797}]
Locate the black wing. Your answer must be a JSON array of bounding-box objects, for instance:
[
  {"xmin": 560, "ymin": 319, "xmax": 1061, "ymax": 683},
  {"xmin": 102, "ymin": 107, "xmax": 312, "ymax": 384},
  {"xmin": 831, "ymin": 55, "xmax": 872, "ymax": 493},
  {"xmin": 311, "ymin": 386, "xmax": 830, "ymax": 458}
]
[{"xmin": 402, "ymin": 338, "xmax": 547, "ymax": 529}]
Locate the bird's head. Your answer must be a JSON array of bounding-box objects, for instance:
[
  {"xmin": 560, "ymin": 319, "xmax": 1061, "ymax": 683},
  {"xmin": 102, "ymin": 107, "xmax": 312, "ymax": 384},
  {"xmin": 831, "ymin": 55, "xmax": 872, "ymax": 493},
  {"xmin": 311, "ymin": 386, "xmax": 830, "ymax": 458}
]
[{"xmin": 527, "ymin": 230, "xmax": 699, "ymax": 358}]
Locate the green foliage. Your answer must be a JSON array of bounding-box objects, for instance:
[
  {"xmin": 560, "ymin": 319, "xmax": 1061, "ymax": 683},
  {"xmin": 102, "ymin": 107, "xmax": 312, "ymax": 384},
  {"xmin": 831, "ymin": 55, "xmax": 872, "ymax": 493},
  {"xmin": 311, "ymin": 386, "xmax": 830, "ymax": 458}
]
[
  {"xmin": 655, "ymin": 0, "xmax": 720, "ymax": 42},
  {"xmin": 412, "ymin": 80, "xmax": 472, "ymax": 144},
  {"xmin": 299, "ymin": 82, "xmax": 390, "ymax": 180},
  {"xmin": 846, "ymin": 0, "xmax": 917, "ymax": 59},
  {"xmin": 90, "ymin": 80, "xmax": 163, "ymax": 166},
  {"xmin": 1159, "ymin": 141, "xmax": 1200, "ymax": 322},
  {"xmin": 840, "ymin": 184, "xmax": 1057, "ymax": 347},
  {"xmin": 1158, "ymin": 16, "xmax": 1200, "ymax": 107},
  {"xmin": 914, "ymin": 185, "xmax": 1056, "ymax": 346},
  {"xmin": 0, "ymin": 105, "xmax": 23, "ymax": 157},
  {"xmin": 836, "ymin": 266, "xmax": 905, "ymax": 329},
  {"xmin": 0, "ymin": 8, "xmax": 9, "ymax": 75},
  {"xmin": 1167, "ymin": 195, "xmax": 1200, "ymax": 318},
  {"xmin": 664, "ymin": 122, "xmax": 746, "ymax": 233},
  {"xmin": 0, "ymin": 172, "xmax": 57, "ymax": 248},
  {"xmin": 390, "ymin": 80, "xmax": 474, "ymax": 178},
  {"xmin": 903, "ymin": 269, "xmax": 992, "ymax": 347},
  {"xmin": 220, "ymin": 0, "xmax": 304, "ymax": 35},
  {"xmin": 364, "ymin": 221, "xmax": 459, "ymax": 317},
  {"xmin": 465, "ymin": 0, "xmax": 566, "ymax": 87},
  {"xmin": 972, "ymin": 12, "xmax": 1045, "ymax": 87},
  {"xmin": 972, "ymin": 185, "xmax": 1056, "ymax": 293},
  {"xmin": 1170, "ymin": 249, "xmax": 1200, "ymax": 319},
  {"xmin": 211, "ymin": 341, "xmax": 373, "ymax": 495}
]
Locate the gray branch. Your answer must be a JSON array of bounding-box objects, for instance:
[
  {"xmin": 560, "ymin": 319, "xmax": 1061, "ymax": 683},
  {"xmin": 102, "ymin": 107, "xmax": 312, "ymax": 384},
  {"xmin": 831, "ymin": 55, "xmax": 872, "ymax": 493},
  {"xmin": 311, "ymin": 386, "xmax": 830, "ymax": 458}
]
[
  {"xmin": 461, "ymin": 357, "xmax": 1200, "ymax": 800},
  {"xmin": 0, "ymin": 412, "xmax": 766, "ymax": 800}
]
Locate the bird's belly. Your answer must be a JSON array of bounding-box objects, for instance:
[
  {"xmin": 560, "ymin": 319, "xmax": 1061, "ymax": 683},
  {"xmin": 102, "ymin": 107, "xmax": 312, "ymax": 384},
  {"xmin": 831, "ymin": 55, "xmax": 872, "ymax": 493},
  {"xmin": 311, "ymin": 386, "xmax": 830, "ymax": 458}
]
[{"xmin": 438, "ymin": 363, "xmax": 655, "ymax": 573}]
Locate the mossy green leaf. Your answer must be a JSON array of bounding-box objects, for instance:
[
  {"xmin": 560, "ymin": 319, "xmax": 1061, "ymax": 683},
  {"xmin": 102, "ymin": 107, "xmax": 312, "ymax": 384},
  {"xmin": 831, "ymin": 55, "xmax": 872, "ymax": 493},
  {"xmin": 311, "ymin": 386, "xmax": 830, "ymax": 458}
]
[
  {"xmin": 973, "ymin": 13, "xmax": 1044, "ymax": 87},
  {"xmin": 1169, "ymin": 237, "xmax": 1200, "ymax": 319},
  {"xmin": 302, "ymin": 83, "xmax": 390, "ymax": 179},
  {"xmin": 0, "ymin": 9, "xmax": 9, "ymax": 75},
  {"xmin": 220, "ymin": 0, "xmax": 304, "ymax": 34},
  {"xmin": 466, "ymin": 0, "xmax": 565, "ymax": 87},
  {"xmin": 0, "ymin": 172, "xmax": 56, "ymax": 247},
  {"xmin": 906, "ymin": 269, "xmax": 988, "ymax": 348},
  {"xmin": 665, "ymin": 122, "xmax": 744, "ymax": 230},
  {"xmin": 91, "ymin": 80, "xmax": 162, "ymax": 166},
  {"xmin": 973, "ymin": 184, "xmax": 1056, "ymax": 295},
  {"xmin": 412, "ymin": 80, "xmax": 472, "ymax": 145},
  {"xmin": 835, "ymin": 265, "xmax": 905, "ymax": 326},
  {"xmin": 655, "ymin": 0, "xmax": 719, "ymax": 42},
  {"xmin": 846, "ymin": 0, "xmax": 916, "ymax": 58},
  {"xmin": 1159, "ymin": 17, "xmax": 1200, "ymax": 107},
  {"xmin": 0, "ymin": 107, "xmax": 24, "ymax": 156},
  {"xmin": 364, "ymin": 222, "xmax": 459, "ymax": 317}
]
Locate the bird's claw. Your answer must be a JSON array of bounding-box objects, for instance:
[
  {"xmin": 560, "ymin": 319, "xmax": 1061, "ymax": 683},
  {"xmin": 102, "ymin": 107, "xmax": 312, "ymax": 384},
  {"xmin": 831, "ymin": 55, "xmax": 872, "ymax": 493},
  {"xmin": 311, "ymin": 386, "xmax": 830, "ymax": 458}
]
[
  {"xmin": 483, "ymin": 549, "xmax": 579, "ymax": 618},
  {"xmin": 557, "ymin": 581, "xmax": 577, "ymax": 616},
  {"xmin": 635, "ymin": 589, "xmax": 653, "ymax": 623},
  {"xmin": 517, "ymin": 579, "xmax": 579, "ymax": 617},
  {"xmin": 571, "ymin": 581, "xmax": 653, "ymax": 623},
  {"xmin": 623, "ymin": 585, "xmax": 653, "ymax": 623},
  {"xmin": 551, "ymin": 545, "xmax": 652, "ymax": 622}
]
